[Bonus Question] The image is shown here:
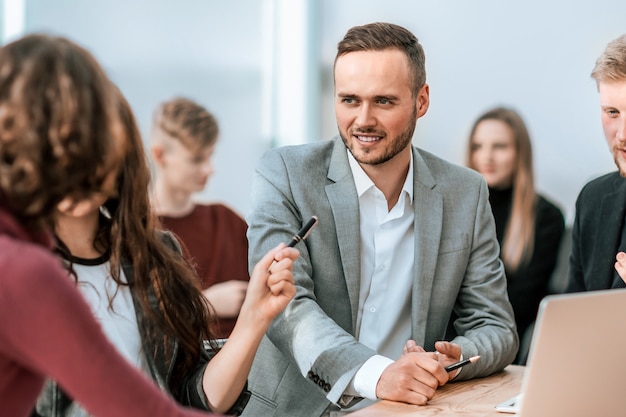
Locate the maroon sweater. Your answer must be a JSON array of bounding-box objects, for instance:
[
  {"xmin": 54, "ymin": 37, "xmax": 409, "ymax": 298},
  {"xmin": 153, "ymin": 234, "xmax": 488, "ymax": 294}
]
[
  {"xmin": 159, "ymin": 204, "xmax": 249, "ymax": 338},
  {"xmin": 0, "ymin": 208, "xmax": 216, "ymax": 417}
]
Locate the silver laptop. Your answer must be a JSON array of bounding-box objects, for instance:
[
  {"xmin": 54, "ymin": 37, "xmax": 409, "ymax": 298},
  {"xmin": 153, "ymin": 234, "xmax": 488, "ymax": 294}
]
[{"xmin": 496, "ymin": 288, "xmax": 626, "ymax": 416}]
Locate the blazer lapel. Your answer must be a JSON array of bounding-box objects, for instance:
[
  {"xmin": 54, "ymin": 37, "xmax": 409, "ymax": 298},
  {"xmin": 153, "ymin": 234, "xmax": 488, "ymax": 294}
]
[
  {"xmin": 592, "ymin": 175, "xmax": 626, "ymax": 289},
  {"xmin": 325, "ymin": 138, "xmax": 361, "ymax": 331},
  {"xmin": 409, "ymin": 148, "xmax": 442, "ymax": 345}
]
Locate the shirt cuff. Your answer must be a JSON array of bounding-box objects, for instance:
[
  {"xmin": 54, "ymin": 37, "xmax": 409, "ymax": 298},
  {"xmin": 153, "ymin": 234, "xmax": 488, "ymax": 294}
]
[{"xmin": 346, "ymin": 355, "xmax": 394, "ymax": 400}]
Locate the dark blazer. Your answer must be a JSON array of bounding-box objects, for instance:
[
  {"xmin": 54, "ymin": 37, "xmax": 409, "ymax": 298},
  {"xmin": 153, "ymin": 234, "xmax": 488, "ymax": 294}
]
[{"xmin": 567, "ymin": 171, "xmax": 626, "ymax": 292}]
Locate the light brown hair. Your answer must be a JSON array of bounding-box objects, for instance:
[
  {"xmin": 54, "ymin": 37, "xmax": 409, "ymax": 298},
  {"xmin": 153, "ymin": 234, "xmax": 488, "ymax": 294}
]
[
  {"xmin": 466, "ymin": 106, "xmax": 537, "ymax": 272},
  {"xmin": 591, "ymin": 34, "xmax": 626, "ymax": 83},
  {"xmin": 0, "ymin": 34, "xmax": 126, "ymax": 230},
  {"xmin": 151, "ymin": 97, "xmax": 219, "ymax": 153},
  {"xmin": 335, "ymin": 22, "xmax": 426, "ymax": 97}
]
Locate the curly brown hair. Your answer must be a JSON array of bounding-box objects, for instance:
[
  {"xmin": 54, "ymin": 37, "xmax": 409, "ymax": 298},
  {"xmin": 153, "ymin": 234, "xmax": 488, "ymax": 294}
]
[{"xmin": 0, "ymin": 34, "xmax": 126, "ymax": 230}]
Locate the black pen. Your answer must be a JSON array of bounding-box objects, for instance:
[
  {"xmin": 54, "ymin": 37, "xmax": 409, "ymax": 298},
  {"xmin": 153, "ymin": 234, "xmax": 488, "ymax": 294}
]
[
  {"xmin": 286, "ymin": 216, "xmax": 318, "ymax": 247},
  {"xmin": 444, "ymin": 355, "xmax": 480, "ymax": 372}
]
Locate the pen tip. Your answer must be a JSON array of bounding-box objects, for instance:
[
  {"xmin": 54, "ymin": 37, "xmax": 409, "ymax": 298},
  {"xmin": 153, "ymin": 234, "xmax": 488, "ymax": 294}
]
[{"xmin": 469, "ymin": 355, "xmax": 480, "ymax": 362}]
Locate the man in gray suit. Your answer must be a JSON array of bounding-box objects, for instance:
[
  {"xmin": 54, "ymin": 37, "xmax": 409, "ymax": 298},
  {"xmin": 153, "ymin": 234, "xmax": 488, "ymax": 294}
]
[{"xmin": 244, "ymin": 22, "xmax": 518, "ymax": 417}]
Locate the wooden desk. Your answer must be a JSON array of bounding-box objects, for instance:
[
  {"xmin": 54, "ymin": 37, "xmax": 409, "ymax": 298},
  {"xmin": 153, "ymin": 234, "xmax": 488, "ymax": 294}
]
[{"xmin": 348, "ymin": 365, "xmax": 524, "ymax": 416}]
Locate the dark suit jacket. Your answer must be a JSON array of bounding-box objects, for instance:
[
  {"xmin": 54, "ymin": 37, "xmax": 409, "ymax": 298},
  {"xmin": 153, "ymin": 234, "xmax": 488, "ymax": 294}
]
[{"xmin": 567, "ymin": 171, "xmax": 626, "ymax": 292}]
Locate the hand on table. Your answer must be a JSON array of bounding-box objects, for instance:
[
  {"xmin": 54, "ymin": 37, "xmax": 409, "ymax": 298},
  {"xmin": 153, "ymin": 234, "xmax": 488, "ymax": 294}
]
[
  {"xmin": 376, "ymin": 348, "xmax": 448, "ymax": 405},
  {"xmin": 403, "ymin": 340, "xmax": 463, "ymax": 379}
]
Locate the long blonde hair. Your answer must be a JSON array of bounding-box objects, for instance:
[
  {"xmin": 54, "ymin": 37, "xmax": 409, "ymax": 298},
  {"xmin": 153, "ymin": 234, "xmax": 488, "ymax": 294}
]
[{"xmin": 466, "ymin": 107, "xmax": 537, "ymax": 272}]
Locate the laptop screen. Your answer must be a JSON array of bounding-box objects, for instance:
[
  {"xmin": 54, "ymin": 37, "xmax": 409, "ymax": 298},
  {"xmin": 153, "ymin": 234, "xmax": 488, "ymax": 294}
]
[{"xmin": 511, "ymin": 289, "xmax": 626, "ymax": 416}]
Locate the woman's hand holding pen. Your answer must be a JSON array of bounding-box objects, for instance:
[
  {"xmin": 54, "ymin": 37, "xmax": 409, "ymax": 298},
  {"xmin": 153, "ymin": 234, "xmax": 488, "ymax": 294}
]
[
  {"xmin": 202, "ymin": 243, "xmax": 298, "ymax": 413},
  {"xmin": 201, "ymin": 221, "xmax": 307, "ymax": 412},
  {"xmin": 239, "ymin": 243, "xmax": 299, "ymax": 327}
]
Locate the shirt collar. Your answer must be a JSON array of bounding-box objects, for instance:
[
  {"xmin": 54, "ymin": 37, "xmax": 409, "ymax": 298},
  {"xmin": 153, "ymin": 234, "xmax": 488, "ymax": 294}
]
[{"xmin": 346, "ymin": 149, "xmax": 414, "ymax": 202}]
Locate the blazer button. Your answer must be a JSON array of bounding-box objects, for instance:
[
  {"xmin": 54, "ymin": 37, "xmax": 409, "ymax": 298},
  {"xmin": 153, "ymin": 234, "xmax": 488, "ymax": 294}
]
[
  {"xmin": 312, "ymin": 375, "xmax": 319, "ymax": 383},
  {"xmin": 324, "ymin": 383, "xmax": 331, "ymax": 392}
]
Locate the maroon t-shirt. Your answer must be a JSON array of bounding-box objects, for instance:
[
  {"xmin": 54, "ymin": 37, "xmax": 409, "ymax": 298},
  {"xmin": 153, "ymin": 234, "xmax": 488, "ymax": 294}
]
[{"xmin": 159, "ymin": 204, "xmax": 249, "ymax": 338}]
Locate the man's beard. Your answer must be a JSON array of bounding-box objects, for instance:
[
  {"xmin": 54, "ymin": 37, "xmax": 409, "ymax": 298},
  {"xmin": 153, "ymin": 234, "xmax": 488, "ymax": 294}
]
[
  {"xmin": 612, "ymin": 144, "xmax": 626, "ymax": 177},
  {"xmin": 341, "ymin": 106, "xmax": 417, "ymax": 166}
]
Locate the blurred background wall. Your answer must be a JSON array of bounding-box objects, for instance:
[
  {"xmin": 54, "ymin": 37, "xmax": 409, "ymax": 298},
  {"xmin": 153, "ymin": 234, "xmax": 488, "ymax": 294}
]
[{"xmin": 2, "ymin": 0, "xmax": 624, "ymax": 222}]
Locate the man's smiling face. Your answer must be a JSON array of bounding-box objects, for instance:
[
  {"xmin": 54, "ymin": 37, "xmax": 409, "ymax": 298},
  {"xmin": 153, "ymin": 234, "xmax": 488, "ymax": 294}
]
[{"xmin": 334, "ymin": 48, "xmax": 428, "ymax": 167}]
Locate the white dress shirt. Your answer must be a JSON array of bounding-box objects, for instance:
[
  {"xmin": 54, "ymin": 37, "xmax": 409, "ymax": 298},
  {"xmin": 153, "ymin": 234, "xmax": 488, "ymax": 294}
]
[{"xmin": 345, "ymin": 150, "xmax": 415, "ymax": 403}]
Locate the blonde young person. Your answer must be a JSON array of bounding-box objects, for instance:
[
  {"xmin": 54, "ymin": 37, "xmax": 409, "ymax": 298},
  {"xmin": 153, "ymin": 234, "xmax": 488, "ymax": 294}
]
[
  {"xmin": 569, "ymin": 34, "xmax": 626, "ymax": 291},
  {"xmin": 466, "ymin": 106, "xmax": 565, "ymax": 364},
  {"xmin": 0, "ymin": 33, "xmax": 224, "ymax": 417},
  {"xmin": 35, "ymin": 91, "xmax": 298, "ymax": 416},
  {"xmin": 150, "ymin": 98, "xmax": 248, "ymax": 338}
]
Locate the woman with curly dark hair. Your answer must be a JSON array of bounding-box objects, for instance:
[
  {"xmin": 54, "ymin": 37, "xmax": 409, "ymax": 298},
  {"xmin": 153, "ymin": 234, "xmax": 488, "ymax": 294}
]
[
  {"xmin": 34, "ymin": 89, "xmax": 298, "ymax": 416},
  {"xmin": 0, "ymin": 33, "xmax": 228, "ymax": 417}
]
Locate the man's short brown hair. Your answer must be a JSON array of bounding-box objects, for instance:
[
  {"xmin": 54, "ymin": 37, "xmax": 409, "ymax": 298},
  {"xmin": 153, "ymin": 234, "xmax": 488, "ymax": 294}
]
[{"xmin": 335, "ymin": 22, "xmax": 426, "ymax": 97}]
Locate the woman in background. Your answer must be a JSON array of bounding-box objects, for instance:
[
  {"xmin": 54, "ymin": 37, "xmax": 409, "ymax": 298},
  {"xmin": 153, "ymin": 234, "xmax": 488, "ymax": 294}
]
[
  {"xmin": 466, "ymin": 106, "xmax": 565, "ymax": 364},
  {"xmin": 35, "ymin": 90, "xmax": 298, "ymax": 416},
  {"xmin": 0, "ymin": 33, "xmax": 223, "ymax": 417}
]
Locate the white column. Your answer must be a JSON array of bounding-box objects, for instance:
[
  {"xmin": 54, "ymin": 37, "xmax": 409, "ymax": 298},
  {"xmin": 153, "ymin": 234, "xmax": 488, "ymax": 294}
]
[
  {"xmin": 262, "ymin": 0, "xmax": 319, "ymax": 147},
  {"xmin": 2, "ymin": 0, "xmax": 25, "ymax": 43}
]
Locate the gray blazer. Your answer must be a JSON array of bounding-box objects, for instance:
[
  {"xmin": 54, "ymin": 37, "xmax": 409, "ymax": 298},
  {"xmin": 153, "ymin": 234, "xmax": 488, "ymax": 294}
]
[{"xmin": 244, "ymin": 138, "xmax": 518, "ymax": 417}]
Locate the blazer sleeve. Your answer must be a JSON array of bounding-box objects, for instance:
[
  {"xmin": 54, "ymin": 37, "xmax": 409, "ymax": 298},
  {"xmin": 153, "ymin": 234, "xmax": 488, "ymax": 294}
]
[
  {"xmin": 247, "ymin": 148, "xmax": 377, "ymax": 404},
  {"xmin": 443, "ymin": 177, "xmax": 519, "ymax": 380}
]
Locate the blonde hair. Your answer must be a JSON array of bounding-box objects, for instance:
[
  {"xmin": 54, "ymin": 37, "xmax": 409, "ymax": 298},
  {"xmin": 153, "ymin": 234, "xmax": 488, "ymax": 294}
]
[
  {"xmin": 466, "ymin": 107, "xmax": 537, "ymax": 272},
  {"xmin": 591, "ymin": 34, "xmax": 626, "ymax": 83},
  {"xmin": 151, "ymin": 97, "xmax": 218, "ymax": 153}
]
